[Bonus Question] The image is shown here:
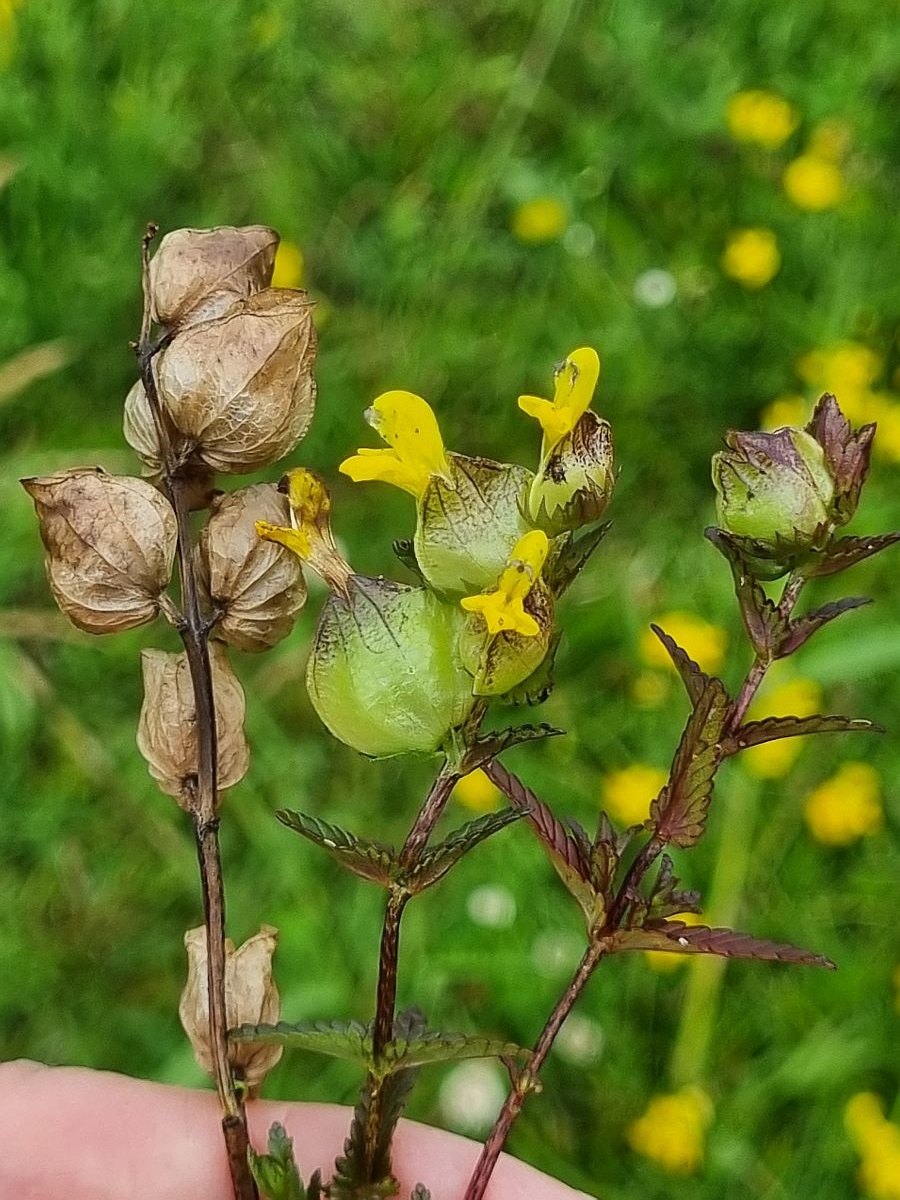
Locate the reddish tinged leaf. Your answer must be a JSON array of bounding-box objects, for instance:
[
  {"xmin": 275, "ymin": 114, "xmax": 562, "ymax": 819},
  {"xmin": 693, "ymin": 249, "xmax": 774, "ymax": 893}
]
[
  {"xmin": 410, "ymin": 807, "xmax": 525, "ymax": 893},
  {"xmin": 277, "ymin": 810, "xmax": 397, "ymax": 887},
  {"xmin": 650, "ymin": 677, "xmax": 728, "ymax": 848},
  {"xmin": 649, "ymin": 624, "xmax": 714, "ymax": 705},
  {"xmin": 611, "ymin": 921, "xmax": 835, "ymax": 968},
  {"xmin": 460, "ymin": 724, "xmax": 564, "ymax": 776},
  {"xmin": 705, "ymin": 528, "xmax": 785, "ymax": 655},
  {"xmin": 723, "ymin": 714, "xmax": 882, "ymax": 756},
  {"xmin": 801, "ymin": 533, "xmax": 900, "ymax": 578},
  {"xmin": 780, "ymin": 596, "xmax": 870, "ymax": 655},
  {"xmin": 806, "ymin": 393, "xmax": 875, "ymax": 521}
]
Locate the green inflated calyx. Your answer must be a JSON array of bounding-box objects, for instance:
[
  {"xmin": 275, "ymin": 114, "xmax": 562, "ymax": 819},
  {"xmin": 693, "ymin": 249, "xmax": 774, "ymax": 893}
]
[{"xmin": 257, "ymin": 468, "xmax": 475, "ymax": 758}]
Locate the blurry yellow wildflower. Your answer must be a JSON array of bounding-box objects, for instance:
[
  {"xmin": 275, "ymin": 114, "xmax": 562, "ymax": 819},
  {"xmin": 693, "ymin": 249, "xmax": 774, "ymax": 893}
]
[
  {"xmin": 726, "ymin": 90, "xmax": 799, "ymax": 149},
  {"xmin": 602, "ymin": 763, "xmax": 668, "ymax": 827},
  {"xmin": 640, "ymin": 612, "xmax": 727, "ymax": 676},
  {"xmin": 742, "ymin": 677, "xmax": 822, "ymax": 779},
  {"xmin": 845, "ymin": 1092, "xmax": 900, "ymax": 1200},
  {"xmin": 631, "ymin": 671, "xmax": 670, "ymax": 709},
  {"xmin": 804, "ymin": 762, "xmax": 882, "ymax": 846},
  {"xmin": 760, "ymin": 394, "xmax": 809, "ymax": 431},
  {"xmin": 627, "ymin": 1087, "xmax": 713, "ymax": 1174},
  {"xmin": 783, "ymin": 155, "xmax": 844, "ymax": 210},
  {"xmin": 340, "ymin": 391, "xmax": 450, "ymax": 499},
  {"xmin": 808, "ymin": 118, "xmax": 852, "ymax": 162},
  {"xmin": 721, "ymin": 228, "xmax": 781, "ymax": 289},
  {"xmin": 460, "ymin": 530, "xmax": 549, "ymax": 636},
  {"xmin": 870, "ymin": 399, "xmax": 900, "ymax": 463},
  {"xmin": 796, "ymin": 342, "xmax": 882, "ymax": 393},
  {"xmin": 271, "ymin": 240, "xmax": 304, "ymax": 289},
  {"xmin": 454, "ymin": 769, "xmax": 501, "ymax": 813},
  {"xmin": 645, "ymin": 910, "xmax": 705, "ymax": 974},
  {"xmin": 511, "ymin": 197, "xmax": 568, "ymax": 244},
  {"xmin": 250, "ymin": 8, "xmax": 284, "ymax": 47},
  {"xmin": 519, "ymin": 347, "xmax": 601, "ymax": 457},
  {"xmin": 0, "ymin": 0, "xmax": 23, "ymax": 65}
]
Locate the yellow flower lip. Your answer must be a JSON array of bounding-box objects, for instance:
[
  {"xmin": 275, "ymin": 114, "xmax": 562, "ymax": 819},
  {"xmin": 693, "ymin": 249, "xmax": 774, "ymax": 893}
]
[
  {"xmin": 256, "ymin": 467, "xmax": 352, "ymax": 595},
  {"xmin": 339, "ymin": 389, "xmax": 450, "ymax": 499},
  {"xmin": 518, "ymin": 347, "xmax": 601, "ymax": 454},
  {"xmin": 460, "ymin": 529, "xmax": 549, "ymax": 637}
]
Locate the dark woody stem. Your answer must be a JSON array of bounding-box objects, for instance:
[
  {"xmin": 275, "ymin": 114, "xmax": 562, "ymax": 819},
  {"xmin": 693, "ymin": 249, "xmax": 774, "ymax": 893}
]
[
  {"xmin": 135, "ymin": 227, "xmax": 256, "ymax": 1200},
  {"xmin": 361, "ymin": 765, "xmax": 459, "ymax": 1181},
  {"xmin": 464, "ymin": 939, "xmax": 606, "ymax": 1200}
]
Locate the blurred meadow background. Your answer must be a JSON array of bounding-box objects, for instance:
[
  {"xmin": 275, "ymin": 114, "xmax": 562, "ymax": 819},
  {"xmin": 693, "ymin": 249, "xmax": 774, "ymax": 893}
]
[{"xmin": 1, "ymin": 1, "xmax": 899, "ymax": 1196}]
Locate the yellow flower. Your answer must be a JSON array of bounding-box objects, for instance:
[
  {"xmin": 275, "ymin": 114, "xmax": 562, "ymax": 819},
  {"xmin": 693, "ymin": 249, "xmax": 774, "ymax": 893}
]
[
  {"xmin": 518, "ymin": 346, "xmax": 601, "ymax": 457},
  {"xmin": 845, "ymin": 1093, "xmax": 900, "ymax": 1200},
  {"xmin": 256, "ymin": 468, "xmax": 353, "ymax": 595},
  {"xmin": 803, "ymin": 762, "xmax": 882, "ymax": 846},
  {"xmin": 640, "ymin": 612, "xmax": 728, "ymax": 676},
  {"xmin": 644, "ymin": 910, "xmax": 705, "ymax": 974},
  {"xmin": 602, "ymin": 764, "xmax": 668, "ymax": 827},
  {"xmin": 721, "ymin": 228, "xmax": 781, "ymax": 289},
  {"xmin": 783, "ymin": 155, "xmax": 844, "ymax": 210},
  {"xmin": 339, "ymin": 390, "xmax": 450, "ymax": 500},
  {"xmin": 454, "ymin": 769, "xmax": 501, "ymax": 813},
  {"xmin": 460, "ymin": 530, "xmax": 549, "ymax": 636},
  {"xmin": 742, "ymin": 677, "xmax": 822, "ymax": 779},
  {"xmin": 627, "ymin": 1087, "xmax": 713, "ymax": 1174},
  {"xmin": 726, "ymin": 89, "xmax": 799, "ymax": 149},
  {"xmin": 796, "ymin": 342, "xmax": 882, "ymax": 392},
  {"xmin": 808, "ymin": 118, "xmax": 852, "ymax": 161},
  {"xmin": 271, "ymin": 240, "xmax": 304, "ymax": 289},
  {"xmin": 760, "ymin": 394, "xmax": 809, "ymax": 431},
  {"xmin": 511, "ymin": 197, "xmax": 567, "ymax": 244},
  {"xmin": 630, "ymin": 671, "xmax": 671, "ymax": 709}
]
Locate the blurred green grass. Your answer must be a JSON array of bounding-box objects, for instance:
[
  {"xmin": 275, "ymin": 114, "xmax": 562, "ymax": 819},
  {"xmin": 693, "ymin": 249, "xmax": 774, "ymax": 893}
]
[{"xmin": 1, "ymin": 1, "xmax": 899, "ymax": 1196}]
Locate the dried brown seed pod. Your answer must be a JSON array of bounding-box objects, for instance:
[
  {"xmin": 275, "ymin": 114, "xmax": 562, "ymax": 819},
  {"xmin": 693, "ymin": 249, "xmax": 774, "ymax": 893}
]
[
  {"xmin": 122, "ymin": 381, "xmax": 217, "ymax": 510},
  {"xmin": 21, "ymin": 467, "xmax": 177, "ymax": 635},
  {"xmin": 179, "ymin": 924, "xmax": 282, "ymax": 1089},
  {"xmin": 154, "ymin": 288, "xmax": 317, "ymax": 474},
  {"xmin": 149, "ymin": 225, "xmax": 279, "ymax": 331},
  {"xmin": 197, "ymin": 483, "xmax": 307, "ymax": 653},
  {"xmin": 136, "ymin": 642, "xmax": 250, "ymax": 805}
]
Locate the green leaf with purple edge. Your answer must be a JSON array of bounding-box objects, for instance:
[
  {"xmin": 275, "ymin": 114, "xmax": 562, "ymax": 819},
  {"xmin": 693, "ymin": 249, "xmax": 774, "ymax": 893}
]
[
  {"xmin": 705, "ymin": 527, "xmax": 786, "ymax": 655},
  {"xmin": 546, "ymin": 521, "xmax": 611, "ymax": 598},
  {"xmin": 649, "ymin": 623, "xmax": 714, "ymax": 705},
  {"xmin": 780, "ymin": 596, "xmax": 871, "ymax": 655},
  {"xmin": 800, "ymin": 532, "xmax": 900, "ymax": 578},
  {"xmin": 408, "ymin": 806, "xmax": 526, "ymax": 893},
  {"xmin": 459, "ymin": 723, "xmax": 564, "ymax": 776},
  {"xmin": 646, "ymin": 853, "xmax": 702, "ymax": 920},
  {"xmin": 611, "ymin": 921, "xmax": 835, "ymax": 968},
  {"xmin": 723, "ymin": 713, "xmax": 882, "ymax": 756},
  {"xmin": 277, "ymin": 809, "xmax": 398, "ymax": 888},
  {"xmin": 649, "ymin": 677, "xmax": 729, "ymax": 849}
]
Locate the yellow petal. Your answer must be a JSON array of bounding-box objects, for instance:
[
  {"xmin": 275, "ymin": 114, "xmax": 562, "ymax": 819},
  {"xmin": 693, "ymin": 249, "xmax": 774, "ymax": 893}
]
[
  {"xmin": 460, "ymin": 590, "xmax": 540, "ymax": 637},
  {"xmin": 338, "ymin": 390, "xmax": 448, "ymax": 499},
  {"xmin": 519, "ymin": 347, "xmax": 601, "ymax": 454},
  {"xmin": 257, "ymin": 469, "xmax": 352, "ymax": 595},
  {"xmin": 460, "ymin": 529, "xmax": 549, "ymax": 637}
]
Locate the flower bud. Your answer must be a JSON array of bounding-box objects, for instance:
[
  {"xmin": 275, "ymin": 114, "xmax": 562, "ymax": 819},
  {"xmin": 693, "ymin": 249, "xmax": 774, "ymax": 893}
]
[
  {"xmin": 257, "ymin": 469, "xmax": 476, "ymax": 757},
  {"xmin": 136, "ymin": 642, "xmax": 250, "ymax": 804},
  {"xmin": 149, "ymin": 225, "xmax": 279, "ymax": 330},
  {"xmin": 415, "ymin": 454, "xmax": 534, "ymax": 595},
  {"xmin": 527, "ymin": 409, "xmax": 615, "ymax": 534},
  {"xmin": 198, "ymin": 484, "xmax": 306, "ymax": 653},
  {"xmin": 21, "ymin": 467, "xmax": 177, "ymax": 634},
  {"xmin": 154, "ymin": 288, "xmax": 316, "ymax": 474},
  {"xmin": 460, "ymin": 530, "xmax": 554, "ymax": 696},
  {"xmin": 712, "ymin": 427, "xmax": 835, "ymax": 579},
  {"xmin": 179, "ymin": 925, "xmax": 282, "ymax": 1090}
]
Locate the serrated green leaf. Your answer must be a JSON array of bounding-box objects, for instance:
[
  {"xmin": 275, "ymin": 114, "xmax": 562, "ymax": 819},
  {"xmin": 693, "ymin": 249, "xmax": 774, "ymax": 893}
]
[
  {"xmin": 277, "ymin": 810, "xmax": 398, "ymax": 887},
  {"xmin": 650, "ymin": 677, "xmax": 728, "ymax": 849},
  {"xmin": 723, "ymin": 713, "xmax": 882, "ymax": 755},
  {"xmin": 648, "ymin": 624, "xmax": 713, "ymax": 706},
  {"xmin": 458, "ymin": 723, "xmax": 564, "ymax": 776},
  {"xmin": 248, "ymin": 1122, "xmax": 305, "ymax": 1200},
  {"xmin": 546, "ymin": 521, "xmax": 611, "ymax": 597},
  {"xmin": 611, "ymin": 921, "xmax": 835, "ymax": 968},
  {"xmin": 382, "ymin": 1032, "xmax": 528, "ymax": 1070},
  {"xmin": 230, "ymin": 1019, "xmax": 374, "ymax": 1067},
  {"xmin": 779, "ymin": 596, "xmax": 870, "ymax": 655},
  {"xmin": 409, "ymin": 807, "xmax": 525, "ymax": 892},
  {"xmin": 802, "ymin": 532, "xmax": 900, "ymax": 578},
  {"xmin": 705, "ymin": 527, "xmax": 785, "ymax": 655}
]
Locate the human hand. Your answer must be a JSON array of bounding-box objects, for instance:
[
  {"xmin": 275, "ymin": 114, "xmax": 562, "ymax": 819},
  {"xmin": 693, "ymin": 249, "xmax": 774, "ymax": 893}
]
[{"xmin": 0, "ymin": 1061, "xmax": 593, "ymax": 1199}]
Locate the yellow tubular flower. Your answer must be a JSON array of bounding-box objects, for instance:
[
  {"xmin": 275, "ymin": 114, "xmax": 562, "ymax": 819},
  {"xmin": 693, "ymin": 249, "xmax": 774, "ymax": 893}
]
[
  {"xmin": 256, "ymin": 468, "xmax": 353, "ymax": 595},
  {"xmin": 339, "ymin": 390, "xmax": 450, "ymax": 499},
  {"xmin": 460, "ymin": 530, "xmax": 549, "ymax": 637},
  {"xmin": 519, "ymin": 347, "xmax": 601, "ymax": 456}
]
